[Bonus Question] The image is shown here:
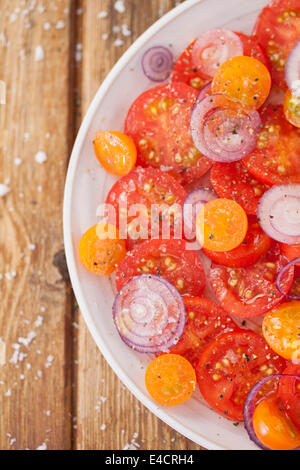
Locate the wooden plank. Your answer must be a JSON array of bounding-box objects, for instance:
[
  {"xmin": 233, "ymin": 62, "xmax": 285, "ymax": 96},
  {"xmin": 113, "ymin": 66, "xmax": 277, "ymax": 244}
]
[
  {"xmin": 0, "ymin": 0, "xmax": 73, "ymax": 450},
  {"xmin": 74, "ymin": 0, "xmax": 204, "ymax": 450}
]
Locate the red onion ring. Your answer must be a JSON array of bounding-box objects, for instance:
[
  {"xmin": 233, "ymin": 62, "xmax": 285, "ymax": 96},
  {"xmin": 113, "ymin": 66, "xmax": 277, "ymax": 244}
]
[
  {"xmin": 196, "ymin": 82, "xmax": 212, "ymax": 103},
  {"xmin": 244, "ymin": 374, "xmax": 300, "ymax": 450},
  {"xmin": 276, "ymin": 257, "xmax": 300, "ymax": 300},
  {"xmin": 142, "ymin": 46, "xmax": 174, "ymax": 82},
  {"xmin": 190, "ymin": 94, "xmax": 261, "ymax": 162},
  {"xmin": 183, "ymin": 187, "xmax": 217, "ymax": 241},
  {"xmin": 257, "ymin": 184, "xmax": 300, "ymax": 245},
  {"xmin": 285, "ymin": 40, "xmax": 300, "ymax": 96},
  {"xmin": 113, "ymin": 274, "xmax": 186, "ymax": 353},
  {"xmin": 192, "ymin": 29, "xmax": 243, "ymax": 79}
]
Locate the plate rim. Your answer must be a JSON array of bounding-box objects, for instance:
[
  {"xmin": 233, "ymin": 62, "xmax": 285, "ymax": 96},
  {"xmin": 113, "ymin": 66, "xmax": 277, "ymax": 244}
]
[{"xmin": 64, "ymin": 0, "xmax": 249, "ymax": 451}]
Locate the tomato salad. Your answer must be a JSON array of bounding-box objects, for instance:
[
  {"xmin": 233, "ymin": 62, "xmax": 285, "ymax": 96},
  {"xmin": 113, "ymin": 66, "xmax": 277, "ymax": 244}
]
[{"xmin": 78, "ymin": 0, "xmax": 300, "ymax": 451}]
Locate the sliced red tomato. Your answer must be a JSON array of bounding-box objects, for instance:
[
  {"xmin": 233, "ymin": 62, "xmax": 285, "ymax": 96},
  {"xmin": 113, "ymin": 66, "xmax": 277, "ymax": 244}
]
[
  {"xmin": 210, "ymin": 162, "xmax": 269, "ymax": 215},
  {"xmin": 169, "ymin": 297, "xmax": 239, "ymax": 368},
  {"xmin": 243, "ymin": 105, "xmax": 300, "ymax": 186},
  {"xmin": 209, "ymin": 243, "xmax": 295, "ymax": 318},
  {"xmin": 116, "ymin": 239, "xmax": 206, "ymax": 296},
  {"xmin": 105, "ymin": 167, "xmax": 187, "ymax": 251},
  {"xmin": 235, "ymin": 32, "xmax": 270, "ymax": 69},
  {"xmin": 124, "ymin": 82, "xmax": 212, "ymax": 185},
  {"xmin": 203, "ymin": 220, "xmax": 272, "ymax": 268},
  {"xmin": 171, "ymin": 39, "xmax": 210, "ymax": 90},
  {"xmin": 279, "ymin": 363, "xmax": 300, "ymax": 430},
  {"xmin": 195, "ymin": 330, "xmax": 287, "ymax": 421},
  {"xmin": 253, "ymin": 0, "xmax": 300, "ymax": 88},
  {"xmin": 280, "ymin": 243, "xmax": 300, "ymax": 267}
]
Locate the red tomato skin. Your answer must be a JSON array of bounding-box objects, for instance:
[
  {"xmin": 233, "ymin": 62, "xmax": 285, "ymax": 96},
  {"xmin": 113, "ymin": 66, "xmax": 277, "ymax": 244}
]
[
  {"xmin": 105, "ymin": 167, "xmax": 187, "ymax": 251},
  {"xmin": 202, "ymin": 221, "xmax": 272, "ymax": 268},
  {"xmin": 171, "ymin": 39, "xmax": 210, "ymax": 90},
  {"xmin": 280, "ymin": 243, "xmax": 300, "ymax": 267},
  {"xmin": 253, "ymin": 0, "xmax": 300, "ymax": 88},
  {"xmin": 279, "ymin": 363, "xmax": 300, "ymax": 430},
  {"xmin": 210, "ymin": 162, "xmax": 269, "ymax": 215},
  {"xmin": 243, "ymin": 105, "xmax": 300, "ymax": 186},
  {"xmin": 196, "ymin": 330, "xmax": 287, "ymax": 422},
  {"xmin": 124, "ymin": 82, "xmax": 212, "ymax": 185},
  {"xmin": 116, "ymin": 239, "xmax": 206, "ymax": 297},
  {"xmin": 235, "ymin": 32, "xmax": 270, "ymax": 69},
  {"xmin": 209, "ymin": 243, "xmax": 295, "ymax": 318},
  {"xmin": 169, "ymin": 297, "xmax": 239, "ymax": 368}
]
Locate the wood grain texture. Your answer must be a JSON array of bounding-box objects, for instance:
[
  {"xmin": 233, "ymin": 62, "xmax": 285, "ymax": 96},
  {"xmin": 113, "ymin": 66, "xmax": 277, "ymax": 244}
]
[
  {"xmin": 0, "ymin": 0, "xmax": 73, "ymax": 450},
  {"xmin": 0, "ymin": 0, "xmax": 205, "ymax": 450},
  {"xmin": 74, "ymin": 0, "xmax": 203, "ymax": 450}
]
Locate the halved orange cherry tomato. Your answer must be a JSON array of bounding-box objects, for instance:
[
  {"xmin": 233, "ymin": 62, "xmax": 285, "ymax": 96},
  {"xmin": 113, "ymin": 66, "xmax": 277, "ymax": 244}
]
[
  {"xmin": 253, "ymin": 397, "xmax": 300, "ymax": 450},
  {"xmin": 196, "ymin": 198, "xmax": 248, "ymax": 252},
  {"xmin": 79, "ymin": 224, "xmax": 126, "ymax": 276},
  {"xmin": 93, "ymin": 131, "xmax": 137, "ymax": 176},
  {"xmin": 145, "ymin": 354, "xmax": 196, "ymax": 406},
  {"xmin": 262, "ymin": 301, "xmax": 300, "ymax": 361},
  {"xmin": 212, "ymin": 56, "xmax": 271, "ymax": 109},
  {"xmin": 284, "ymin": 89, "xmax": 300, "ymax": 128}
]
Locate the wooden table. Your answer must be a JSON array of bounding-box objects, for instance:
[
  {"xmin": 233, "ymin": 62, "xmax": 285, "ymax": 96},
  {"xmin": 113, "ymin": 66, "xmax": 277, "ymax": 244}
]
[{"xmin": 0, "ymin": 0, "xmax": 204, "ymax": 450}]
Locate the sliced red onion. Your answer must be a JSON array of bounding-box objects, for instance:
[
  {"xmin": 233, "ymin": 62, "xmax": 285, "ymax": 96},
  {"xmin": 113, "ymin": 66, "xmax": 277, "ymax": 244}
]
[
  {"xmin": 276, "ymin": 257, "xmax": 300, "ymax": 300},
  {"xmin": 142, "ymin": 46, "xmax": 174, "ymax": 82},
  {"xmin": 196, "ymin": 82, "xmax": 212, "ymax": 103},
  {"xmin": 244, "ymin": 375, "xmax": 300, "ymax": 451},
  {"xmin": 190, "ymin": 94, "xmax": 261, "ymax": 162},
  {"xmin": 257, "ymin": 184, "xmax": 300, "ymax": 245},
  {"xmin": 285, "ymin": 40, "xmax": 300, "ymax": 97},
  {"xmin": 192, "ymin": 29, "xmax": 243, "ymax": 80},
  {"xmin": 113, "ymin": 274, "xmax": 186, "ymax": 353},
  {"xmin": 183, "ymin": 187, "xmax": 217, "ymax": 241}
]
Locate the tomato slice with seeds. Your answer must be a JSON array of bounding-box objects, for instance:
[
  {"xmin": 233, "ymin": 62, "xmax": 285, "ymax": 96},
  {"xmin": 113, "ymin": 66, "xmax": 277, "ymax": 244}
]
[
  {"xmin": 203, "ymin": 220, "xmax": 272, "ymax": 268},
  {"xmin": 145, "ymin": 354, "xmax": 196, "ymax": 406},
  {"xmin": 105, "ymin": 167, "xmax": 187, "ymax": 251},
  {"xmin": 116, "ymin": 239, "xmax": 206, "ymax": 297},
  {"xmin": 196, "ymin": 198, "xmax": 248, "ymax": 253},
  {"xmin": 243, "ymin": 105, "xmax": 300, "ymax": 186},
  {"xmin": 171, "ymin": 39, "xmax": 210, "ymax": 91},
  {"xmin": 209, "ymin": 243, "xmax": 295, "ymax": 318},
  {"xmin": 253, "ymin": 396, "xmax": 300, "ymax": 450},
  {"xmin": 253, "ymin": 0, "xmax": 300, "ymax": 88},
  {"xmin": 235, "ymin": 32, "xmax": 270, "ymax": 69},
  {"xmin": 211, "ymin": 56, "xmax": 271, "ymax": 110},
  {"xmin": 169, "ymin": 297, "xmax": 239, "ymax": 368},
  {"xmin": 124, "ymin": 82, "xmax": 212, "ymax": 185},
  {"xmin": 279, "ymin": 363, "xmax": 300, "ymax": 430},
  {"xmin": 284, "ymin": 89, "xmax": 300, "ymax": 128},
  {"xmin": 210, "ymin": 161, "xmax": 269, "ymax": 215},
  {"xmin": 262, "ymin": 301, "xmax": 300, "ymax": 361},
  {"xmin": 195, "ymin": 330, "xmax": 287, "ymax": 422}
]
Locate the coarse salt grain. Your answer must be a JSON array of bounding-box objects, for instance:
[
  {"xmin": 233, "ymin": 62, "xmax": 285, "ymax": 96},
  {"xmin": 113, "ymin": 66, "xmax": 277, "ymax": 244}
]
[
  {"xmin": 14, "ymin": 157, "xmax": 22, "ymax": 166},
  {"xmin": 0, "ymin": 184, "xmax": 10, "ymax": 197},
  {"xmin": 56, "ymin": 20, "xmax": 65, "ymax": 29},
  {"xmin": 114, "ymin": 38, "xmax": 124, "ymax": 47},
  {"xmin": 35, "ymin": 45, "xmax": 44, "ymax": 62},
  {"xmin": 35, "ymin": 151, "xmax": 47, "ymax": 164},
  {"xmin": 98, "ymin": 11, "xmax": 108, "ymax": 18},
  {"xmin": 114, "ymin": 1, "xmax": 125, "ymax": 14}
]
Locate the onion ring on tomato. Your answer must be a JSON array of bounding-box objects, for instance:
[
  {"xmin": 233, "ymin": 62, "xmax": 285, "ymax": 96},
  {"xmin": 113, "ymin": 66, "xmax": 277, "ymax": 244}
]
[{"xmin": 113, "ymin": 274, "xmax": 186, "ymax": 353}]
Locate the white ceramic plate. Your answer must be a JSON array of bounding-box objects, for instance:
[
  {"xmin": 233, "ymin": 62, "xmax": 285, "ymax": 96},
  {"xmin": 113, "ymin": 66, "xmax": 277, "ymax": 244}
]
[{"xmin": 64, "ymin": 0, "xmax": 271, "ymax": 450}]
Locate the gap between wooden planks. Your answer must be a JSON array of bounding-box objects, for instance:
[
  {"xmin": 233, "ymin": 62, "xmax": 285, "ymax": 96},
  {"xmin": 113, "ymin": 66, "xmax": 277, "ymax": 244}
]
[{"xmin": 0, "ymin": 0, "xmax": 204, "ymax": 450}]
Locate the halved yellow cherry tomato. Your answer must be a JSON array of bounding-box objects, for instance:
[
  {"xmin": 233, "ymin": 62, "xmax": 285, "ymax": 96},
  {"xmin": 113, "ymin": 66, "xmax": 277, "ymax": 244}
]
[
  {"xmin": 196, "ymin": 198, "xmax": 248, "ymax": 252},
  {"xmin": 145, "ymin": 354, "xmax": 196, "ymax": 406},
  {"xmin": 253, "ymin": 397, "xmax": 300, "ymax": 450},
  {"xmin": 284, "ymin": 89, "xmax": 300, "ymax": 128},
  {"xmin": 262, "ymin": 301, "xmax": 300, "ymax": 361},
  {"xmin": 93, "ymin": 131, "xmax": 137, "ymax": 176},
  {"xmin": 79, "ymin": 224, "xmax": 126, "ymax": 276},
  {"xmin": 212, "ymin": 56, "xmax": 271, "ymax": 109}
]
